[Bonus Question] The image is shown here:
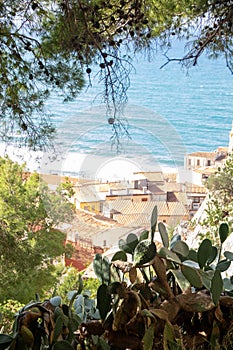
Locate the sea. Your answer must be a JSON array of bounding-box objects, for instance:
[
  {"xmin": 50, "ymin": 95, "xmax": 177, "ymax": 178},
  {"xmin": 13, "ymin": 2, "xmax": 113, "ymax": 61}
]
[{"xmin": 2, "ymin": 40, "xmax": 233, "ymax": 181}]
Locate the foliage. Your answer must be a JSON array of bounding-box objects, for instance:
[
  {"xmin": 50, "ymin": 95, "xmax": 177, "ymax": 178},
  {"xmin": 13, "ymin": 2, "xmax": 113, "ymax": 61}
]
[
  {"xmin": 207, "ymin": 155, "xmax": 233, "ymax": 202},
  {"xmin": 1, "ymin": 0, "xmax": 233, "ymax": 149},
  {"xmin": 57, "ymin": 177, "xmax": 75, "ymax": 199},
  {"xmin": 1, "ymin": 206, "xmax": 233, "ymax": 349},
  {"xmin": 56, "ymin": 267, "xmax": 100, "ymax": 303},
  {"xmin": 203, "ymin": 155, "xmax": 233, "ymax": 242},
  {"xmin": 0, "ymin": 278, "xmax": 104, "ymax": 350},
  {"xmin": 0, "ymin": 156, "xmax": 74, "ymax": 303},
  {"xmin": 0, "ymin": 299, "xmax": 24, "ymax": 334},
  {"xmin": 81, "ymin": 210, "xmax": 233, "ymax": 349},
  {"xmin": 0, "ymin": 0, "xmax": 84, "ymax": 150}
]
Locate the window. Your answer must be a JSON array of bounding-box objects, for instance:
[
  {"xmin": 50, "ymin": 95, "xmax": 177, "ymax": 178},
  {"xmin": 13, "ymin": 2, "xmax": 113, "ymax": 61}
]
[
  {"xmin": 100, "ymin": 202, "xmax": 103, "ymax": 212},
  {"xmin": 188, "ymin": 159, "xmax": 191, "ymax": 166},
  {"xmin": 197, "ymin": 159, "xmax": 200, "ymax": 166},
  {"xmin": 207, "ymin": 160, "xmax": 211, "ymax": 166},
  {"xmin": 192, "ymin": 203, "xmax": 200, "ymax": 210},
  {"xmin": 142, "ymin": 198, "xmax": 148, "ymax": 202},
  {"xmin": 163, "ymin": 220, "xmax": 166, "ymax": 223}
]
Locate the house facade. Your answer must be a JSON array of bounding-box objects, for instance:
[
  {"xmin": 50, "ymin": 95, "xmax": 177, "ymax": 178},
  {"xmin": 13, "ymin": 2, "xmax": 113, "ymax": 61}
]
[{"xmin": 184, "ymin": 122, "xmax": 233, "ymax": 173}]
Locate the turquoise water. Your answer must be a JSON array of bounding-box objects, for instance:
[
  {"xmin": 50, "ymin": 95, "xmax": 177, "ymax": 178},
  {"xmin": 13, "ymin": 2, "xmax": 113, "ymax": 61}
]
[
  {"xmin": 42, "ymin": 42, "xmax": 233, "ymax": 178},
  {"xmin": 3, "ymin": 42, "xmax": 231, "ymax": 179}
]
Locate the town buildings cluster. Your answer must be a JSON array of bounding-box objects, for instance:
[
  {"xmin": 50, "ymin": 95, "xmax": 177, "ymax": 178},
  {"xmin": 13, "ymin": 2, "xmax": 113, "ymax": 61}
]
[{"xmin": 43, "ymin": 122, "xmax": 233, "ymax": 270}]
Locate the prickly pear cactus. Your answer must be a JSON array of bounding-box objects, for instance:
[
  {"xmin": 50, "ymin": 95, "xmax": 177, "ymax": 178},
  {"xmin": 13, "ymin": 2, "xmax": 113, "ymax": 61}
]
[{"xmin": 133, "ymin": 240, "xmax": 157, "ymax": 266}]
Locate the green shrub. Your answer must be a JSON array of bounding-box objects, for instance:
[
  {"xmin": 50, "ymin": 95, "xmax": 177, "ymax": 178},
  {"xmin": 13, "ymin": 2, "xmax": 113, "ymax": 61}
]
[{"xmin": 0, "ymin": 299, "xmax": 23, "ymax": 333}]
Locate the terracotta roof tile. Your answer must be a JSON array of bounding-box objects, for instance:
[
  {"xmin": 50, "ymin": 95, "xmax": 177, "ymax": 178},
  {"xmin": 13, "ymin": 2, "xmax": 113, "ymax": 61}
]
[
  {"xmin": 112, "ymin": 201, "xmax": 188, "ymax": 227},
  {"xmin": 186, "ymin": 151, "xmax": 216, "ymax": 158}
]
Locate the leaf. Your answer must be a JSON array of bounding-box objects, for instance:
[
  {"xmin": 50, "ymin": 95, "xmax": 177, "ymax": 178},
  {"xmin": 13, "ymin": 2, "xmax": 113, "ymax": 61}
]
[
  {"xmin": 74, "ymin": 294, "xmax": 84, "ymax": 308},
  {"xmin": 143, "ymin": 323, "xmax": 154, "ymax": 350},
  {"xmin": 50, "ymin": 296, "xmax": 61, "ymax": 307},
  {"xmin": 67, "ymin": 290, "xmax": 78, "ymax": 301},
  {"xmin": 74, "ymin": 296, "xmax": 84, "ymax": 318},
  {"xmin": 199, "ymin": 270, "xmax": 215, "ymax": 290},
  {"xmin": 219, "ymin": 222, "xmax": 229, "ymax": 243},
  {"xmin": 111, "ymin": 251, "xmax": 127, "ymax": 262},
  {"xmin": 223, "ymin": 277, "xmax": 233, "ymax": 291},
  {"xmin": 169, "ymin": 269, "xmax": 191, "ymax": 292},
  {"xmin": 187, "ymin": 249, "xmax": 198, "ymax": 262},
  {"xmin": 126, "ymin": 233, "xmax": 139, "ymax": 252},
  {"xmin": 97, "ymin": 284, "xmax": 111, "ymax": 320},
  {"xmin": 102, "ymin": 257, "xmax": 111, "ymax": 284},
  {"xmin": 151, "ymin": 205, "xmax": 157, "ymax": 242},
  {"xmin": 182, "ymin": 260, "xmax": 200, "ymax": 269},
  {"xmin": 181, "ymin": 265, "xmax": 203, "ymax": 288},
  {"xmin": 67, "ymin": 317, "xmax": 81, "ymax": 338},
  {"xmin": 93, "ymin": 254, "xmax": 110, "ymax": 284},
  {"xmin": 163, "ymin": 321, "xmax": 175, "ymax": 350},
  {"xmin": 207, "ymin": 246, "xmax": 218, "ymax": 265},
  {"xmin": 133, "ymin": 240, "xmax": 157, "ymax": 266},
  {"xmin": 98, "ymin": 336, "xmax": 110, "ymax": 350},
  {"xmin": 62, "ymin": 304, "xmax": 69, "ymax": 317},
  {"xmin": 139, "ymin": 230, "xmax": 149, "ymax": 241},
  {"xmin": 19, "ymin": 301, "xmax": 42, "ymax": 313},
  {"xmin": 216, "ymin": 259, "xmax": 231, "ymax": 272},
  {"xmin": 0, "ymin": 334, "xmax": 14, "ymax": 350},
  {"xmin": 110, "ymin": 264, "xmax": 121, "ymax": 282},
  {"xmin": 150, "ymin": 309, "xmax": 169, "ymax": 321},
  {"xmin": 77, "ymin": 274, "xmax": 83, "ymax": 295},
  {"xmin": 53, "ymin": 315, "xmax": 64, "ymax": 342},
  {"xmin": 84, "ymin": 298, "xmax": 94, "ymax": 311},
  {"xmin": 129, "ymin": 267, "xmax": 137, "ymax": 283},
  {"xmin": 209, "ymin": 320, "xmax": 220, "ymax": 348},
  {"xmin": 83, "ymin": 290, "xmax": 91, "ymax": 298},
  {"xmin": 224, "ymin": 250, "xmax": 233, "ymax": 261},
  {"xmin": 52, "ymin": 340, "xmax": 74, "ymax": 350},
  {"xmin": 158, "ymin": 247, "xmax": 181, "ymax": 264},
  {"xmin": 170, "ymin": 233, "xmax": 181, "ymax": 250},
  {"xmin": 158, "ymin": 222, "xmax": 169, "ymax": 248},
  {"xmin": 93, "ymin": 254, "xmax": 104, "ymax": 282},
  {"xmin": 92, "ymin": 335, "xmax": 98, "ymax": 345},
  {"xmin": 197, "ymin": 239, "xmax": 213, "ymax": 269},
  {"xmin": 141, "ymin": 309, "xmax": 155, "ymax": 319},
  {"xmin": 171, "ymin": 240, "xmax": 189, "ymax": 258},
  {"xmin": 211, "ymin": 269, "xmax": 223, "ymax": 305},
  {"xmin": 118, "ymin": 239, "xmax": 133, "ymax": 254}
]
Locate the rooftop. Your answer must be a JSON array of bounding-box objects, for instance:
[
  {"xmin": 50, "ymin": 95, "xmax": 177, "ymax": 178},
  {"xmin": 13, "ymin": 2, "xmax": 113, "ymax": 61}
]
[
  {"xmin": 186, "ymin": 151, "xmax": 216, "ymax": 158},
  {"xmin": 66, "ymin": 209, "xmax": 118, "ymax": 242},
  {"xmin": 110, "ymin": 201, "xmax": 188, "ymax": 227},
  {"xmin": 133, "ymin": 171, "xmax": 164, "ymax": 182}
]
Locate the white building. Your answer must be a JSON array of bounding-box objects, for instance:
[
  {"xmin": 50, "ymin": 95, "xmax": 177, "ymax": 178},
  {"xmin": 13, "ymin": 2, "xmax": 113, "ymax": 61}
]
[{"xmin": 183, "ymin": 122, "xmax": 233, "ymax": 185}]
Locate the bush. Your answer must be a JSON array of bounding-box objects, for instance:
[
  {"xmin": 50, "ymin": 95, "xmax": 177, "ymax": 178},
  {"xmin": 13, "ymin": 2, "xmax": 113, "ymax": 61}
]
[{"xmin": 0, "ymin": 299, "xmax": 23, "ymax": 334}]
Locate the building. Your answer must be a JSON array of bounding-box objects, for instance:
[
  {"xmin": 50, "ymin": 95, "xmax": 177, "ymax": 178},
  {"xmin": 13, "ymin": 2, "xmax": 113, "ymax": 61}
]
[
  {"xmin": 184, "ymin": 122, "xmax": 233, "ymax": 172},
  {"xmin": 183, "ymin": 122, "xmax": 233, "ymax": 186},
  {"xmin": 184, "ymin": 183, "xmax": 207, "ymax": 218},
  {"xmin": 103, "ymin": 200, "xmax": 189, "ymax": 227},
  {"xmin": 184, "ymin": 148, "xmax": 228, "ymax": 171}
]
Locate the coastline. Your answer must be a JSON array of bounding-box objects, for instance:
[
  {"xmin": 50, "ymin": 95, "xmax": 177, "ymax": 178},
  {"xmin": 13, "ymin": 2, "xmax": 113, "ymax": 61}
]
[{"xmin": 0, "ymin": 143, "xmax": 179, "ymax": 183}]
